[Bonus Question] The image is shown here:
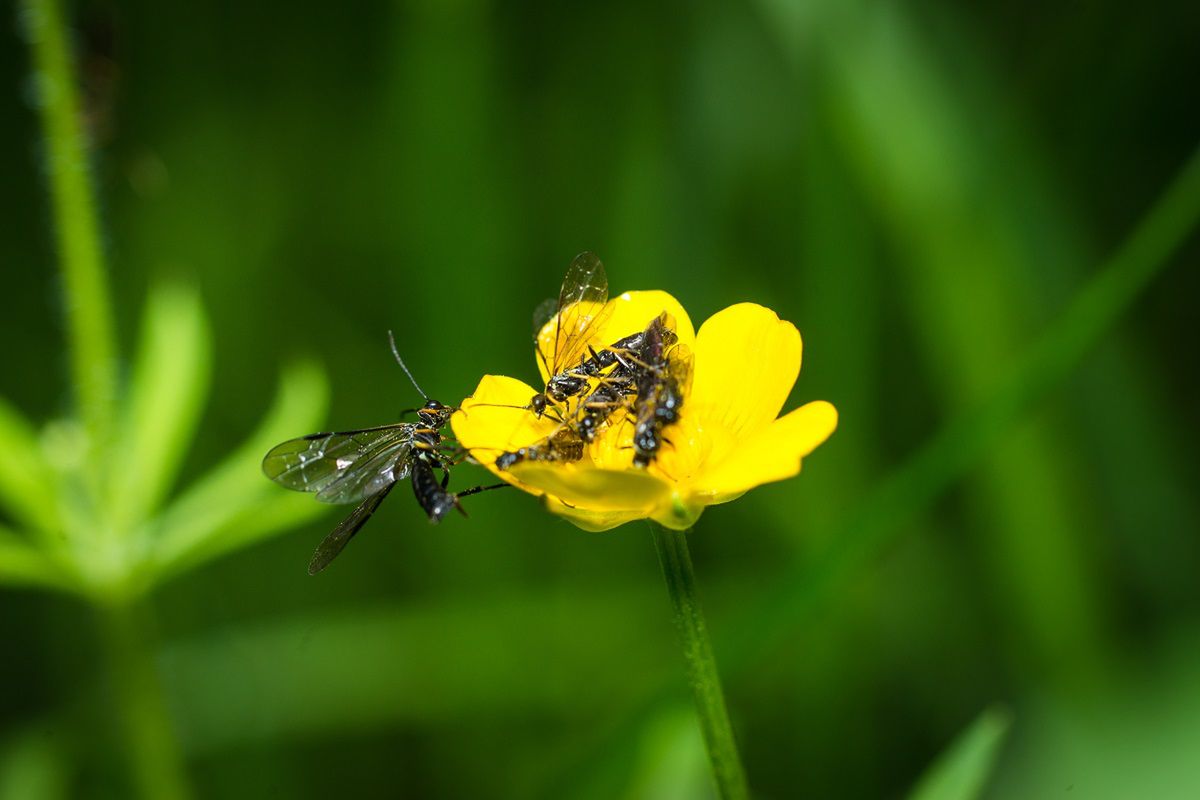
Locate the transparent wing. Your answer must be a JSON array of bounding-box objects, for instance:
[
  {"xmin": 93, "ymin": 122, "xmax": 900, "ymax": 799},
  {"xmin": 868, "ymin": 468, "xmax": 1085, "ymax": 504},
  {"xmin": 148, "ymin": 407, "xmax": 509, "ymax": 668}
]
[
  {"xmin": 655, "ymin": 312, "xmax": 679, "ymax": 348},
  {"xmin": 667, "ymin": 343, "xmax": 694, "ymax": 395},
  {"xmin": 531, "ymin": 297, "xmax": 559, "ymax": 338},
  {"xmin": 262, "ymin": 424, "xmax": 415, "ymax": 505},
  {"xmin": 559, "ymin": 251, "xmax": 608, "ymax": 311},
  {"xmin": 548, "ymin": 251, "xmax": 614, "ymax": 374},
  {"xmin": 307, "ymin": 483, "xmax": 396, "ymax": 575}
]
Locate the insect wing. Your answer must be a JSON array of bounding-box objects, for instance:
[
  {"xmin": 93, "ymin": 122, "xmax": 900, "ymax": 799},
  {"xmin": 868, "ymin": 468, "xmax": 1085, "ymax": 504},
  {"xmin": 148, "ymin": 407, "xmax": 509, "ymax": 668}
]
[
  {"xmin": 547, "ymin": 251, "xmax": 614, "ymax": 374},
  {"xmin": 558, "ymin": 251, "xmax": 608, "ymax": 310},
  {"xmin": 667, "ymin": 343, "xmax": 694, "ymax": 394},
  {"xmin": 307, "ymin": 483, "xmax": 396, "ymax": 575},
  {"xmin": 262, "ymin": 424, "xmax": 416, "ymax": 505},
  {"xmin": 531, "ymin": 297, "xmax": 559, "ymax": 338}
]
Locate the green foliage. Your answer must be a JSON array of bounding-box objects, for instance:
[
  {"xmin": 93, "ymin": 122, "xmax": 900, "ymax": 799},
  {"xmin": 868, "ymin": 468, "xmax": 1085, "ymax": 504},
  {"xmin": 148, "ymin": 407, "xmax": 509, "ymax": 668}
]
[
  {"xmin": 989, "ymin": 640, "xmax": 1200, "ymax": 799},
  {"xmin": 0, "ymin": 400, "xmax": 58, "ymax": 537},
  {"xmin": 0, "ymin": 726, "xmax": 68, "ymax": 800},
  {"xmin": 0, "ymin": 285, "xmax": 327, "ymax": 601},
  {"xmin": 4, "ymin": 0, "xmax": 1200, "ymax": 796},
  {"xmin": 109, "ymin": 285, "xmax": 212, "ymax": 533},
  {"xmin": 907, "ymin": 708, "xmax": 1012, "ymax": 800},
  {"xmin": 148, "ymin": 361, "xmax": 328, "ymax": 586}
]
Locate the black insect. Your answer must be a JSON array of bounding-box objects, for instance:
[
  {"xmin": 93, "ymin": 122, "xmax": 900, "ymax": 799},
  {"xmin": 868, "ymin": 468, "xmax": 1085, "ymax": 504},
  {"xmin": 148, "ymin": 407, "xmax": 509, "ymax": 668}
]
[
  {"xmin": 620, "ymin": 312, "xmax": 694, "ymax": 469},
  {"xmin": 631, "ymin": 343, "xmax": 692, "ymax": 467},
  {"xmin": 574, "ymin": 377, "xmax": 637, "ymax": 443},
  {"xmin": 493, "ymin": 425, "xmax": 587, "ymax": 470},
  {"xmin": 577, "ymin": 312, "xmax": 681, "ymax": 446},
  {"xmin": 491, "ymin": 312, "xmax": 685, "ymax": 471},
  {"xmin": 529, "ymin": 251, "xmax": 617, "ymax": 416},
  {"xmin": 262, "ymin": 333, "xmax": 505, "ymax": 574},
  {"xmin": 583, "ymin": 311, "xmax": 690, "ymax": 468}
]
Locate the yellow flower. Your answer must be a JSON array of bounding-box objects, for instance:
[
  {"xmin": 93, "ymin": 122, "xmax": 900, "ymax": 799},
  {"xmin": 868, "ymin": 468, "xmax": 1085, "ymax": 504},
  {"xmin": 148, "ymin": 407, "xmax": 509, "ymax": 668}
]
[{"xmin": 451, "ymin": 290, "xmax": 837, "ymax": 531}]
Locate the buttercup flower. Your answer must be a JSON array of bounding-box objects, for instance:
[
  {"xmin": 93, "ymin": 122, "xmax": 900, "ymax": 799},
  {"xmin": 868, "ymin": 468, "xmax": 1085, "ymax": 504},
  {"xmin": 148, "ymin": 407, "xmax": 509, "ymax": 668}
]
[{"xmin": 451, "ymin": 290, "xmax": 837, "ymax": 531}]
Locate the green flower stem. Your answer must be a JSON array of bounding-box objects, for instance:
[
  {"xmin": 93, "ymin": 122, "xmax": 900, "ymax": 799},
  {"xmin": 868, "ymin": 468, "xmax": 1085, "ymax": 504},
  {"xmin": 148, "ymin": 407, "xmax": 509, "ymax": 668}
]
[
  {"xmin": 651, "ymin": 524, "xmax": 750, "ymax": 800},
  {"xmin": 24, "ymin": 0, "xmax": 119, "ymax": 461},
  {"xmin": 98, "ymin": 600, "xmax": 192, "ymax": 800}
]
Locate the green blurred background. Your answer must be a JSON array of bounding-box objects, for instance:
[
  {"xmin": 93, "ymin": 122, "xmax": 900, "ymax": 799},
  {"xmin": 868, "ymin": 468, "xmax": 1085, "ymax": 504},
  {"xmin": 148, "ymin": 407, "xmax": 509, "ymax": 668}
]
[{"xmin": 3, "ymin": 0, "xmax": 1200, "ymax": 797}]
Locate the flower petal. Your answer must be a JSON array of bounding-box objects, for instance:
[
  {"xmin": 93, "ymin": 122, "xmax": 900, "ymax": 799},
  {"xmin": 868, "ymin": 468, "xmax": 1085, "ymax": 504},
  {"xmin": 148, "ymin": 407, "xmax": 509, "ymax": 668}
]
[
  {"xmin": 692, "ymin": 400, "xmax": 837, "ymax": 500},
  {"xmin": 544, "ymin": 496, "xmax": 656, "ymax": 532},
  {"xmin": 689, "ymin": 303, "xmax": 802, "ymax": 439},
  {"xmin": 535, "ymin": 290, "xmax": 696, "ymax": 383},
  {"xmin": 453, "ymin": 375, "xmax": 562, "ymax": 491},
  {"xmin": 601, "ymin": 290, "xmax": 696, "ymax": 352},
  {"xmin": 508, "ymin": 463, "xmax": 672, "ymax": 514}
]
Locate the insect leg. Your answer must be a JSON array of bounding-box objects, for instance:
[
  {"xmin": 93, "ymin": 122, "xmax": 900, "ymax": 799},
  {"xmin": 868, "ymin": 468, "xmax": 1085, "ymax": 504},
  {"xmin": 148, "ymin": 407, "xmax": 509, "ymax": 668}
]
[
  {"xmin": 456, "ymin": 482, "xmax": 510, "ymax": 499},
  {"xmin": 453, "ymin": 481, "xmax": 510, "ymax": 515}
]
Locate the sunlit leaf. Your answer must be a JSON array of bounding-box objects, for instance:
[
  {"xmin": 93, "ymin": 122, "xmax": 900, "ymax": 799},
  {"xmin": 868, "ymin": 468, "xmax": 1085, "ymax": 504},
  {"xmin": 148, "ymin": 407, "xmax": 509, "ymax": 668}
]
[
  {"xmin": 148, "ymin": 360, "xmax": 328, "ymax": 581},
  {"xmin": 108, "ymin": 284, "xmax": 212, "ymax": 531},
  {"xmin": 0, "ymin": 398, "xmax": 58, "ymax": 536},
  {"xmin": 907, "ymin": 708, "xmax": 1012, "ymax": 800}
]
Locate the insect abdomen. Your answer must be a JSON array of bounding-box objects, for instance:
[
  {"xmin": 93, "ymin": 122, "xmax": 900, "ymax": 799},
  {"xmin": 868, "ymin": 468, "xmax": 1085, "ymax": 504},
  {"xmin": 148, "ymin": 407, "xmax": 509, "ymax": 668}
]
[{"xmin": 411, "ymin": 459, "xmax": 458, "ymax": 522}]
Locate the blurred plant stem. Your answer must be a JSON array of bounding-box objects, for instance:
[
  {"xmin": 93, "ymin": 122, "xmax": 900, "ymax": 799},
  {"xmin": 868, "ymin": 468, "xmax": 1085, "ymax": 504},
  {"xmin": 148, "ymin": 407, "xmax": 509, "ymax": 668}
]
[
  {"xmin": 652, "ymin": 524, "xmax": 750, "ymax": 800},
  {"xmin": 22, "ymin": 0, "xmax": 192, "ymax": 797},
  {"xmin": 99, "ymin": 600, "xmax": 192, "ymax": 800},
  {"xmin": 24, "ymin": 0, "xmax": 117, "ymax": 469}
]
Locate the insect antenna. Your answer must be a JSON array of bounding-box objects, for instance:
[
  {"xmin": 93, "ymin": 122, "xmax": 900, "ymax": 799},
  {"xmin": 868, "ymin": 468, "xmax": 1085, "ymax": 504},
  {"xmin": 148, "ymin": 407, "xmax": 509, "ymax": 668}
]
[
  {"xmin": 466, "ymin": 401, "xmax": 569, "ymax": 424},
  {"xmin": 388, "ymin": 330, "xmax": 430, "ymax": 402},
  {"xmin": 468, "ymin": 401, "xmax": 530, "ymax": 411}
]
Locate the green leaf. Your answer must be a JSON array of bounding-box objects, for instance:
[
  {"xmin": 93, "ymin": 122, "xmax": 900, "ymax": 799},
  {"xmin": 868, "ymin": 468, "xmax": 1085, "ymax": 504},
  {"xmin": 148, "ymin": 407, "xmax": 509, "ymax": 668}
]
[
  {"xmin": 108, "ymin": 284, "xmax": 212, "ymax": 531},
  {"xmin": 907, "ymin": 708, "xmax": 1012, "ymax": 800},
  {"xmin": 147, "ymin": 360, "xmax": 328, "ymax": 584},
  {"xmin": 985, "ymin": 643, "xmax": 1200, "ymax": 799},
  {"xmin": 0, "ymin": 397, "xmax": 58, "ymax": 536},
  {"xmin": 0, "ymin": 724, "xmax": 69, "ymax": 800},
  {"xmin": 152, "ymin": 492, "xmax": 326, "ymax": 585},
  {"xmin": 0, "ymin": 525, "xmax": 75, "ymax": 593}
]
